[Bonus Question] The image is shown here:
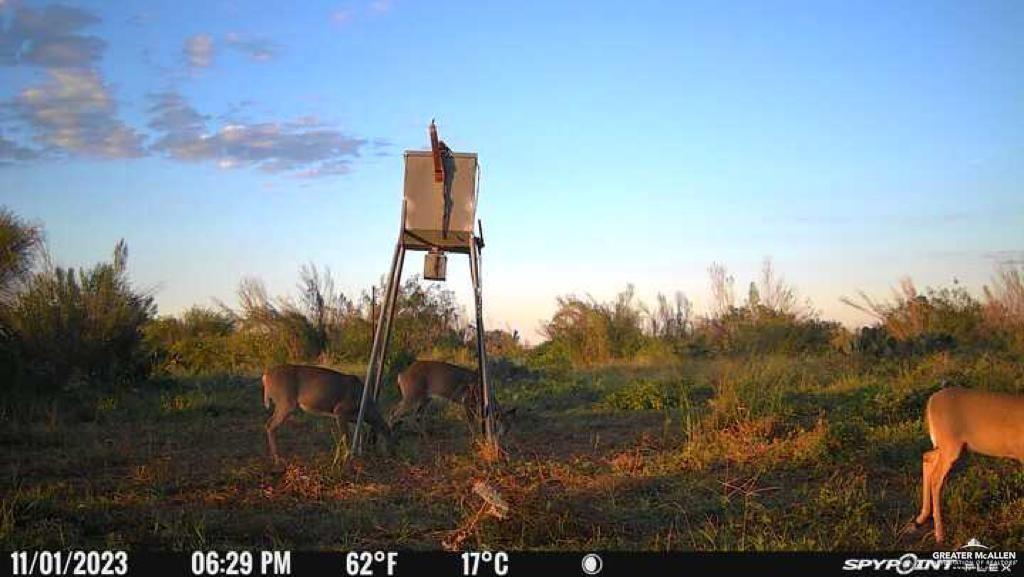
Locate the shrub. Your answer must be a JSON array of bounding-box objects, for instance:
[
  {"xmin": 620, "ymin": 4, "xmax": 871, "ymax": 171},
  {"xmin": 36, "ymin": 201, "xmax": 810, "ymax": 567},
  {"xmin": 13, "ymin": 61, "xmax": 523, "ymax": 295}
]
[
  {"xmin": 484, "ymin": 328, "xmax": 526, "ymax": 360},
  {"xmin": 844, "ymin": 279, "xmax": 1000, "ymax": 356},
  {"xmin": 601, "ymin": 378, "xmax": 686, "ymax": 411},
  {"xmin": 541, "ymin": 286, "xmax": 653, "ymax": 366},
  {"xmin": 542, "ymin": 295, "xmax": 612, "ymax": 365},
  {"xmin": 389, "ymin": 277, "xmax": 467, "ymax": 356},
  {"xmin": 983, "ymin": 266, "xmax": 1024, "ymax": 356},
  {"xmin": 4, "ymin": 240, "xmax": 155, "ymax": 390},
  {"xmin": 632, "ymin": 338, "xmax": 678, "ymax": 365},
  {"xmin": 144, "ymin": 307, "xmax": 238, "ymax": 375},
  {"xmin": 525, "ymin": 339, "xmax": 573, "ymax": 378},
  {"xmin": 689, "ymin": 260, "xmax": 838, "ymax": 356},
  {"xmin": 698, "ymin": 310, "xmax": 839, "ymax": 355},
  {"xmin": 328, "ymin": 316, "xmax": 372, "ymax": 363}
]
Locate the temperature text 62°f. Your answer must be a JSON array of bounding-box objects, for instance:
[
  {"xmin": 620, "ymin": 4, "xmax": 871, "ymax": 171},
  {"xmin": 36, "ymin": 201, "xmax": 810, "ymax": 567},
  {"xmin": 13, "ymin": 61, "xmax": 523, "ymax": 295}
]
[{"xmin": 345, "ymin": 552, "xmax": 398, "ymax": 576}]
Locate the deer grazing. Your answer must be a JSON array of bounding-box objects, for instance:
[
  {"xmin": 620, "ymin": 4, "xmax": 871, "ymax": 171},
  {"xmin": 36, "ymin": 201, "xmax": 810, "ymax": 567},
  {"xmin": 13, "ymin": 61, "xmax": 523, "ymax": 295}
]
[
  {"xmin": 390, "ymin": 360, "xmax": 516, "ymax": 437},
  {"xmin": 914, "ymin": 386, "xmax": 1024, "ymax": 542},
  {"xmin": 262, "ymin": 364, "xmax": 392, "ymax": 463}
]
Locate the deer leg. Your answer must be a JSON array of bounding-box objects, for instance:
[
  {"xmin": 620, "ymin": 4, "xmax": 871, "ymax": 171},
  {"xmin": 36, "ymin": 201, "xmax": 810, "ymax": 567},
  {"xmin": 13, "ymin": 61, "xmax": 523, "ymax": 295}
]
[
  {"xmin": 405, "ymin": 399, "xmax": 430, "ymax": 438},
  {"xmin": 930, "ymin": 447, "xmax": 961, "ymax": 543},
  {"xmin": 334, "ymin": 414, "xmax": 350, "ymax": 445},
  {"xmin": 330, "ymin": 406, "xmax": 355, "ymax": 448},
  {"xmin": 265, "ymin": 407, "xmax": 293, "ymax": 464},
  {"xmin": 915, "ymin": 449, "xmax": 937, "ymax": 525},
  {"xmin": 365, "ymin": 404, "xmax": 394, "ymax": 455}
]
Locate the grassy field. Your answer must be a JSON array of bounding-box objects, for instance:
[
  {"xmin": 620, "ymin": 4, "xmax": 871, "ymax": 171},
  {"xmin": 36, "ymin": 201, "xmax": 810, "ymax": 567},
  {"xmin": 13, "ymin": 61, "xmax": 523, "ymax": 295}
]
[{"xmin": 2, "ymin": 353, "xmax": 1022, "ymax": 551}]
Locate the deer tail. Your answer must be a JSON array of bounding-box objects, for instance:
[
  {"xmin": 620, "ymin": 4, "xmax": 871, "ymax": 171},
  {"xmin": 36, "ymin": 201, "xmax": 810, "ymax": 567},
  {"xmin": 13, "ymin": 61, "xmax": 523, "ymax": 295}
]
[{"xmin": 262, "ymin": 373, "xmax": 271, "ymax": 409}]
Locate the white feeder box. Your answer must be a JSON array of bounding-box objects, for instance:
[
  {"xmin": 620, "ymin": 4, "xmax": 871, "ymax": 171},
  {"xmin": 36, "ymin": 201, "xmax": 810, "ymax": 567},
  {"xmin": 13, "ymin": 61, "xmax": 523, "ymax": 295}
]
[{"xmin": 401, "ymin": 150, "xmax": 479, "ymax": 254}]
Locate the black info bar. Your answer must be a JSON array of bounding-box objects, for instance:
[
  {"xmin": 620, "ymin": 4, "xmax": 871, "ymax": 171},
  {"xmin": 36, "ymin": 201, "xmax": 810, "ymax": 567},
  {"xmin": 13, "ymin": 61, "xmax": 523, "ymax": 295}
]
[{"xmin": 4, "ymin": 550, "xmax": 1022, "ymax": 577}]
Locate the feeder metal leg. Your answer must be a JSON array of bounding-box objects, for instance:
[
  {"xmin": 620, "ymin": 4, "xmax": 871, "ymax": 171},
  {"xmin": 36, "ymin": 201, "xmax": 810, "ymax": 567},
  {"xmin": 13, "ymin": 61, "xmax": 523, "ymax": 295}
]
[
  {"xmin": 373, "ymin": 246, "xmax": 405, "ymax": 402},
  {"xmin": 354, "ymin": 240, "xmax": 403, "ymax": 455},
  {"xmin": 470, "ymin": 239, "xmax": 496, "ymax": 449}
]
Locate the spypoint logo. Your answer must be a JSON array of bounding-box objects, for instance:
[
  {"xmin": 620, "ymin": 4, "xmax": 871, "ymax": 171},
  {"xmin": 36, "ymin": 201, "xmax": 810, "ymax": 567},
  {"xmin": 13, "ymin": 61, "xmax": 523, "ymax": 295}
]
[
  {"xmin": 842, "ymin": 554, "xmax": 954, "ymax": 574},
  {"xmin": 845, "ymin": 539, "xmax": 1017, "ymax": 574}
]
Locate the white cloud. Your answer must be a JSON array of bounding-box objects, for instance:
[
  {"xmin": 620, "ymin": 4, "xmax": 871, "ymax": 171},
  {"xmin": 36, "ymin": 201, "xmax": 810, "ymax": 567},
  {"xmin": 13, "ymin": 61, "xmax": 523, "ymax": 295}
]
[
  {"xmin": 183, "ymin": 32, "xmax": 280, "ymax": 68},
  {"xmin": 184, "ymin": 34, "xmax": 214, "ymax": 69},
  {"xmin": 0, "ymin": 4, "xmax": 144, "ymax": 162},
  {"xmin": 13, "ymin": 68, "xmax": 145, "ymax": 158},
  {"xmin": 148, "ymin": 91, "xmax": 367, "ymax": 177}
]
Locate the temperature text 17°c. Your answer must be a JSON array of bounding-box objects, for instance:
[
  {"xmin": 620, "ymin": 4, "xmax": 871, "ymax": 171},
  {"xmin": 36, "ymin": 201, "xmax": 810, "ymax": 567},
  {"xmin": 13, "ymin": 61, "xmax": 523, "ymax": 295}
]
[
  {"xmin": 345, "ymin": 552, "xmax": 398, "ymax": 576},
  {"xmin": 461, "ymin": 552, "xmax": 509, "ymax": 576}
]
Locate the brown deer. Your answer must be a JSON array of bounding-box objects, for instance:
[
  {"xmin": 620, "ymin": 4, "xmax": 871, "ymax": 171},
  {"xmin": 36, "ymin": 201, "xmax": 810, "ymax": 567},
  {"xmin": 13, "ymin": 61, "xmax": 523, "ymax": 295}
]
[
  {"xmin": 262, "ymin": 364, "xmax": 392, "ymax": 463},
  {"xmin": 390, "ymin": 360, "xmax": 515, "ymax": 437},
  {"xmin": 914, "ymin": 386, "xmax": 1024, "ymax": 542}
]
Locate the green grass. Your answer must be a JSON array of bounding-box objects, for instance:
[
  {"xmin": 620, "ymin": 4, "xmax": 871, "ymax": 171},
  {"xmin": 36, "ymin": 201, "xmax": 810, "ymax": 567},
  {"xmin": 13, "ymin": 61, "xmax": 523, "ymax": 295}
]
[{"xmin": 1, "ymin": 353, "xmax": 1022, "ymax": 551}]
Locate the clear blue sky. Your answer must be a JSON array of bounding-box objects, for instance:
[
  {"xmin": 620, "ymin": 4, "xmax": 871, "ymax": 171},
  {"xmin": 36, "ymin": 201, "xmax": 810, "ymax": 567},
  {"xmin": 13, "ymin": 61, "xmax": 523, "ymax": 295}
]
[{"xmin": 1, "ymin": 0, "xmax": 1022, "ymax": 342}]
